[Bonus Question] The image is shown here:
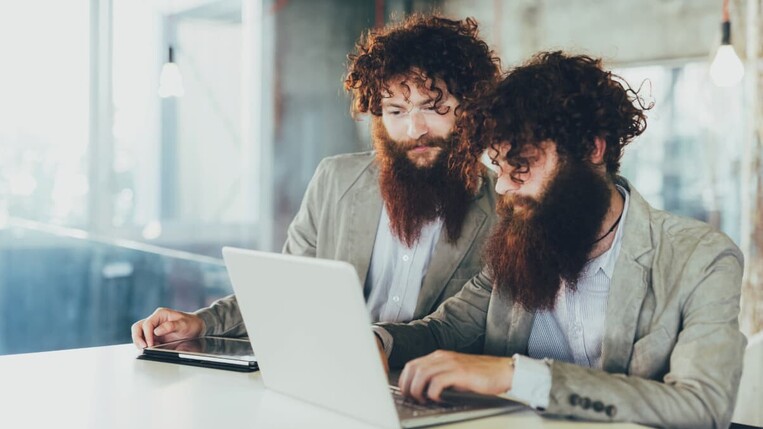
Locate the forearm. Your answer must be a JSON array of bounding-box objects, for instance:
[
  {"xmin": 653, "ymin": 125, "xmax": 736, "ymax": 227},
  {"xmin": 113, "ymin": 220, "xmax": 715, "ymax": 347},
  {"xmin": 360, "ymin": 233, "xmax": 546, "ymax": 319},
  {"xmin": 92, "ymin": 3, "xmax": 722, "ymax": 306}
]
[
  {"xmin": 193, "ymin": 295, "xmax": 248, "ymax": 337},
  {"xmin": 376, "ymin": 322, "xmax": 441, "ymax": 368},
  {"xmin": 543, "ymin": 352, "xmax": 743, "ymax": 429},
  {"xmin": 378, "ymin": 271, "xmax": 493, "ymax": 368}
]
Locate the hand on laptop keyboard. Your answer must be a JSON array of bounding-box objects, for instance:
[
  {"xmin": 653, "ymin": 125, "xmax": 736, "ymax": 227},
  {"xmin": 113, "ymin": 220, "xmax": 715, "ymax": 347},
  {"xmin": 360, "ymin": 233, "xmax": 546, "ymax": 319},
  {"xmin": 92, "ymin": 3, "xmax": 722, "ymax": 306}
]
[{"xmin": 398, "ymin": 350, "xmax": 515, "ymax": 403}]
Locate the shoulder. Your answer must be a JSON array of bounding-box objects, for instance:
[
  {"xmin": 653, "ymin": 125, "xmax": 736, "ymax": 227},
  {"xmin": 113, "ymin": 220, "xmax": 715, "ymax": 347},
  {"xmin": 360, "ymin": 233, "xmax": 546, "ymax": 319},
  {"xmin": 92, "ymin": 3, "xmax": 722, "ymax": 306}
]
[
  {"xmin": 649, "ymin": 207, "xmax": 741, "ymax": 264},
  {"xmin": 631, "ymin": 195, "xmax": 744, "ymax": 293},
  {"xmin": 619, "ymin": 179, "xmax": 743, "ymax": 291},
  {"xmin": 621, "ymin": 178, "xmax": 741, "ymax": 265},
  {"xmin": 314, "ymin": 151, "xmax": 376, "ymax": 181},
  {"xmin": 308, "ymin": 151, "xmax": 378, "ymax": 198},
  {"xmin": 317, "ymin": 151, "xmax": 375, "ymax": 169}
]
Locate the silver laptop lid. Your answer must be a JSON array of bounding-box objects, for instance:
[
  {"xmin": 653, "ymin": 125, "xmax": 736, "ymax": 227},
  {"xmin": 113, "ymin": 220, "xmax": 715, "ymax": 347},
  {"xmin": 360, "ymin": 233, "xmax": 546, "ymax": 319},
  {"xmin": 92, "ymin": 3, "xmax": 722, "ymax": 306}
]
[{"xmin": 222, "ymin": 247, "xmax": 400, "ymax": 429}]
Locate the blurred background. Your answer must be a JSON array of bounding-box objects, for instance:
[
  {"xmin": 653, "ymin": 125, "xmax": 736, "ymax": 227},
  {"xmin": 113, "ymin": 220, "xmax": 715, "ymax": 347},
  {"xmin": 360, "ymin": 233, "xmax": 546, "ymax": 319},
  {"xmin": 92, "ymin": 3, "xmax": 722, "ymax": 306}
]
[{"xmin": 0, "ymin": 0, "xmax": 761, "ymax": 354}]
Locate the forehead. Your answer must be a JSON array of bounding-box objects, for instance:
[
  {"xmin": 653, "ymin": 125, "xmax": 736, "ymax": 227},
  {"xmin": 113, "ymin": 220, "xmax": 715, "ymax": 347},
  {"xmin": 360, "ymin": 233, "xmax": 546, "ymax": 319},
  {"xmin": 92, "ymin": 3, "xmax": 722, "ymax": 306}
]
[{"xmin": 380, "ymin": 75, "xmax": 451, "ymax": 104}]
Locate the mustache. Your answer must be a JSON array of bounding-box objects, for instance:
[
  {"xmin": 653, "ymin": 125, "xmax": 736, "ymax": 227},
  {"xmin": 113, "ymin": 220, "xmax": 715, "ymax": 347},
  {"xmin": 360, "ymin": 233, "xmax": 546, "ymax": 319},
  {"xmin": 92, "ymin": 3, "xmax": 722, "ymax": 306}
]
[
  {"xmin": 496, "ymin": 193, "xmax": 539, "ymax": 218},
  {"xmin": 395, "ymin": 135, "xmax": 449, "ymax": 150}
]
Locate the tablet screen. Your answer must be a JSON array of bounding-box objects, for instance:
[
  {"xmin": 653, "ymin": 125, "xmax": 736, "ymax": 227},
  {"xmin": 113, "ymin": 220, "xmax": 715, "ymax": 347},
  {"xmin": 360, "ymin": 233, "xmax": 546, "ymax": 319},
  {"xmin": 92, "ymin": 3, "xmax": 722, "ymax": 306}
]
[
  {"xmin": 141, "ymin": 336, "xmax": 257, "ymax": 372},
  {"xmin": 148, "ymin": 336, "xmax": 256, "ymax": 361}
]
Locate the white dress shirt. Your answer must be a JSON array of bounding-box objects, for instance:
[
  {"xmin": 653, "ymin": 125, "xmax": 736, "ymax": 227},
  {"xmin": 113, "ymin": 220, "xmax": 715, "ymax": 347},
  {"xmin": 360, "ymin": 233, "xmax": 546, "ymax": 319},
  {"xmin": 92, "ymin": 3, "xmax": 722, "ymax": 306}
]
[{"xmin": 365, "ymin": 206, "xmax": 443, "ymax": 323}]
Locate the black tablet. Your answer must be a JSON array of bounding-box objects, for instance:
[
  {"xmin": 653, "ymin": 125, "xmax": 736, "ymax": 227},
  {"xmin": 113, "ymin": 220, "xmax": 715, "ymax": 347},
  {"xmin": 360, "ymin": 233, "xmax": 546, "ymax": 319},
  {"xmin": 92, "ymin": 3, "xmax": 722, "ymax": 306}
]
[{"xmin": 138, "ymin": 336, "xmax": 258, "ymax": 372}]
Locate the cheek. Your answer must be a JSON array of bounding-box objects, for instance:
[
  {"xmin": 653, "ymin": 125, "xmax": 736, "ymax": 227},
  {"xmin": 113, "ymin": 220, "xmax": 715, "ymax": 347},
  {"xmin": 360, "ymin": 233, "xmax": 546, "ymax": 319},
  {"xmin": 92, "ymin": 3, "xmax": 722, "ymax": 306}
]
[
  {"xmin": 427, "ymin": 113, "xmax": 455, "ymax": 137},
  {"xmin": 526, "ymin": 171, "xmax": 555, "ymax": 198},
  {"xmin": 381, "ymin": 116, "xmax": 406, "ymax": 141}
]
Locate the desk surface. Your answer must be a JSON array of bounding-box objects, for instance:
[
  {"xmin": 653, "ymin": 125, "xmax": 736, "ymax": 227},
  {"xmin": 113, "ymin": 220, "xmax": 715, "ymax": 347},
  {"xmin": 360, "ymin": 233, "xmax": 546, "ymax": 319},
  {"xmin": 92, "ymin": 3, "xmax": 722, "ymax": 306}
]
[{"xmin": 0, "ymin": 345, "xmax": 644, "ymax": 429}]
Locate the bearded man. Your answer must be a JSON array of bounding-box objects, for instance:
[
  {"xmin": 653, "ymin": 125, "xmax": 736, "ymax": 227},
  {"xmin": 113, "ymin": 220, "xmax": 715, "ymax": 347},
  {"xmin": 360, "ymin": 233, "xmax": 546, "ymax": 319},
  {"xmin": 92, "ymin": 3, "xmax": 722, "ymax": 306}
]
[
  {"xmin": 132, "ymin": 15, "xmax": 500, "ymax": 348},
  {"xmin": 374, "ymin": 52, "xmax": 746, "ymax": 429}
]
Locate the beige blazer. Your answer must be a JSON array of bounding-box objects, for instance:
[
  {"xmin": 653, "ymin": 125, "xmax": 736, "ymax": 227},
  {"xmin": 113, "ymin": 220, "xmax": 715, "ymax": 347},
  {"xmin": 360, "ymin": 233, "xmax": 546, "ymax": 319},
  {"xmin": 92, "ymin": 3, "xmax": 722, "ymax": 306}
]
[
  {"xmin": 196, "ymin": 151, "xmax": 498, "ymax": 337},
  {"xmin": 381, "ymin": 179, "xmax": 746, "ymax": 429}
]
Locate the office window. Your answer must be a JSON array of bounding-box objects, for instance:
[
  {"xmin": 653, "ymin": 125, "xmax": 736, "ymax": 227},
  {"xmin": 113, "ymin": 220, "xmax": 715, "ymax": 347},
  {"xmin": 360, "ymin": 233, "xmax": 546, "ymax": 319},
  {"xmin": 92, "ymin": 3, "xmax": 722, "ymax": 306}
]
[
  {"xmin": 112, "ymin": 0, "xmax": 255, "ymax": 256},
  {"xmin": 617, "ymin": 61, "xmax": 744, "ymax": 243},
  {"xmin": 0, "ymin": 1, "xmax": 91, "ymax": 228}
]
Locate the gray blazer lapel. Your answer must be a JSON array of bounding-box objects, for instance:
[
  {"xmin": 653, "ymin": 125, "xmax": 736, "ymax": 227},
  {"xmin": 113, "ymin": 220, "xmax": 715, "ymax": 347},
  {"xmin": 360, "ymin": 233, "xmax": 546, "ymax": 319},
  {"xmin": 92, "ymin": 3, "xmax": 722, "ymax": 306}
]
[
  {"xmin": 343, "ymin": 163, "xmax": 383, "ymax": 285},
  {"xmin": 484, "ymin": 290, "xmax": 532, "ymax": 357},
  {"xmin": 414, "ymin": 184, "xmax": 490, "ymax": 316},
  {"xmin": 505, "ymin": 302, "xmax": 535, "ymax": 355},
  {"xmin": 601, "ymin": 180, "xmax": 654, "ymax": 374}
]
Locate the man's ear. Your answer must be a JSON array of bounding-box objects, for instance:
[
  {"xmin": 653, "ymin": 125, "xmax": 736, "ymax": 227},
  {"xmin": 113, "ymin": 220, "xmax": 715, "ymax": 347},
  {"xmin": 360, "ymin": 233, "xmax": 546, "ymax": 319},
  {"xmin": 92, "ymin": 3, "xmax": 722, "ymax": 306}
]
[{"xmin": 590, "ymin": 136, "xmax": 607, "ymax": 165}]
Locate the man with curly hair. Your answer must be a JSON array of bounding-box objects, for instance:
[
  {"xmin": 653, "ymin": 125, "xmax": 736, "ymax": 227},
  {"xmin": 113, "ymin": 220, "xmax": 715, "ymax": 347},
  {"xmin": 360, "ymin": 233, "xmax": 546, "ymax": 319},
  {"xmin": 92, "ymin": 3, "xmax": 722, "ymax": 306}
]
[
  {"xmin": 132, "ymin": 15, "xmax": 501, "ymax": 348},
  {"xmin": 374, "ymin": 51, "xmax": 745, "ymax": 428}
]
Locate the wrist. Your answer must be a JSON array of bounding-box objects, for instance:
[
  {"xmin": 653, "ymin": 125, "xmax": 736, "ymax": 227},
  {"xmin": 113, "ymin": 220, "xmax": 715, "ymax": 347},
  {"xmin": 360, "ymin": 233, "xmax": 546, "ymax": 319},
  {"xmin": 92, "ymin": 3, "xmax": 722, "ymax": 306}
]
[
  {"xmin": 195, "ymin": 315, "xmax": 207, "ymax": 337},
  {"xmin": 500, "ymin": 356, "xmax": 515, "ymax": 392}
]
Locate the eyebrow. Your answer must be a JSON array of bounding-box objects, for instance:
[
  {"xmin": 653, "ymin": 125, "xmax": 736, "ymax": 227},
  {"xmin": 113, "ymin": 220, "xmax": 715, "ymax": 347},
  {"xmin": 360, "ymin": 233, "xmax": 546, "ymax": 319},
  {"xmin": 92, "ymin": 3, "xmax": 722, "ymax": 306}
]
[
  {"xmin": 381, "ymin": 97, "xmax": 437, "ymax": 109},
  {"xmin": 381, "ymin": 102, "xmax": 407, "ymax": 109}
]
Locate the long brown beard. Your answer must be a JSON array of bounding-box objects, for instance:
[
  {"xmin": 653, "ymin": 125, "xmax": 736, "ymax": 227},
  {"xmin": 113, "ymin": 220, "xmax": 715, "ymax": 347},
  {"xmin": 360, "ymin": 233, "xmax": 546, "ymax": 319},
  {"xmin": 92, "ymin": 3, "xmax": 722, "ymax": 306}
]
[
  {"xmin": 372, "ymin": 119, "xmax": 471, "ymax": 247},
  {"xmin": 484, "ymin": 159, "xmax": 612, "ymax": 311}
]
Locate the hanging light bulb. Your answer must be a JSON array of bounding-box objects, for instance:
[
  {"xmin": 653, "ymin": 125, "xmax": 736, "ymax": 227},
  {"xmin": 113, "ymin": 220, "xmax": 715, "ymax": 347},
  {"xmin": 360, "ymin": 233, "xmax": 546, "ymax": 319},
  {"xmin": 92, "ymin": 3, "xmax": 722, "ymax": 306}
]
[
  {"xmin": 710, "ymin": 1, "xmax": 744, "ymax": 87},
  {"xmin": 710, "ymin": 45, "xmax": 744, "ymax": 87},
  {"xmin": 158, "ymin": 46, "xmax": 185, "ymax": 98}
]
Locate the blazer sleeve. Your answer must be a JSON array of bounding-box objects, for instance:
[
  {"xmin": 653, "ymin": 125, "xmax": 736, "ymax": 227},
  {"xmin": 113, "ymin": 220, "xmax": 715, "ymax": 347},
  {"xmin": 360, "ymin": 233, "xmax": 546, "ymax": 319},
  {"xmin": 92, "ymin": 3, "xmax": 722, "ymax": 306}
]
[
  {"xmin": 193, "ymin": 295, "xmax": 247, "ymax": 337},
  {"xmin": 379, "ymin": 267, "xmax": 494, "ymax": 369},
  {"xmin": 542, "ymin": 240, "xmax": 746, "ymax": 429},
  {"xmin": 282, "ymin": 158, "xmax": 331, "ymax": 257},
  {"xmin": 194, "ymin": 159, "xmax": 330, "ymax": 337}
]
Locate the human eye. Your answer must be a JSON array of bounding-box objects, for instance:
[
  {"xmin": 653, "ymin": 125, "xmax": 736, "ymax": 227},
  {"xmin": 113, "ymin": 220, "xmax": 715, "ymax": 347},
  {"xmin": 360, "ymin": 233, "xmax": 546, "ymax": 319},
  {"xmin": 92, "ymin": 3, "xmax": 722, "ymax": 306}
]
[{"xmin": 509, "ymin": 158, "xmax": 530, "ymax": 175}]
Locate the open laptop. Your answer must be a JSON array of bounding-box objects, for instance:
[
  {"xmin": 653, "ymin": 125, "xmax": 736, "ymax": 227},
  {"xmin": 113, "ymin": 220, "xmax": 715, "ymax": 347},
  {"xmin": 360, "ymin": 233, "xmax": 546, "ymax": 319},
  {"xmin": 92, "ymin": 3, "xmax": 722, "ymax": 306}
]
[{"xmin": 222, "ymin": 247, "xmax": 525, "ymax": 429}]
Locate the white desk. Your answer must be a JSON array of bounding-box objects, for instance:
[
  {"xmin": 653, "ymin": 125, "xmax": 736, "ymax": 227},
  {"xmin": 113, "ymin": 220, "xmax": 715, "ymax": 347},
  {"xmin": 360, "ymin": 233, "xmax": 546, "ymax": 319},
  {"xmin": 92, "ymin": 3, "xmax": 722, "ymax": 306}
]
[{"xmin": 0, "ymin": 345, "xmax": 644, "ymax": 429}]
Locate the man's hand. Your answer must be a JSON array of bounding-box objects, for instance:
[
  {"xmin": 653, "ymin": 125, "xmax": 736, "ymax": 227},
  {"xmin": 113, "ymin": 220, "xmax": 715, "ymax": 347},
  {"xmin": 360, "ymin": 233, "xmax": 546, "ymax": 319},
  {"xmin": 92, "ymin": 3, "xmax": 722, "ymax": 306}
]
[
  {"xmin": 375, "ymin": 335, "xmax": 390, "ymax": 375},
  {"xmin": 131, "ymin": 307, "xmax": 206, "ymax": 349},
  {"xmin": 398, "ymin": 350, "xmax": 514, "ymax": 402}
]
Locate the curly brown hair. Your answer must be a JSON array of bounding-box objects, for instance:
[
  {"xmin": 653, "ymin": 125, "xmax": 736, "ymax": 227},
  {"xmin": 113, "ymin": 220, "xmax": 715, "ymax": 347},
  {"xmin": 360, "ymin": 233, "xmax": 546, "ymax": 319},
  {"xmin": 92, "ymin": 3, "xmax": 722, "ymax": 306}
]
[
  {"xmin": 456, "ymin": 51, "xmax": 650, "ymax": 188},
  {"xmin": 344, "ymin": 14, "xmax": 500, "ymax": 118}
]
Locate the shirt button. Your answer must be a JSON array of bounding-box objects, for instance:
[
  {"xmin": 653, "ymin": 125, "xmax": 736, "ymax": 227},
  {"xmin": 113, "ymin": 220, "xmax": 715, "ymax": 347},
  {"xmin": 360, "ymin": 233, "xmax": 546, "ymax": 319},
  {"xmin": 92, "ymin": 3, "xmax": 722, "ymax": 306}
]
[
  {"xmin": 402, "ymin": 255, "xmax": 410, "ymax": 262},
  {"xmin": 568, "ymin": 394, "xmax": 580, "ymax": 406},
  {"xmin": 392, "ymin": 296, "xmax": 400, "ymax": 302}
]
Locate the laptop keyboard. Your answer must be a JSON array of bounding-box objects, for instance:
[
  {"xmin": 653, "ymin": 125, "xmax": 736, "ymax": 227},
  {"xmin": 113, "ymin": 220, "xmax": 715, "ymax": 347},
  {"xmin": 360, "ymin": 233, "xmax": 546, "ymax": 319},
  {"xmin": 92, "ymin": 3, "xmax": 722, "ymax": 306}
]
[{"xmin": 390, "ymin": 386, "xmax": 470, "ymax": 417}]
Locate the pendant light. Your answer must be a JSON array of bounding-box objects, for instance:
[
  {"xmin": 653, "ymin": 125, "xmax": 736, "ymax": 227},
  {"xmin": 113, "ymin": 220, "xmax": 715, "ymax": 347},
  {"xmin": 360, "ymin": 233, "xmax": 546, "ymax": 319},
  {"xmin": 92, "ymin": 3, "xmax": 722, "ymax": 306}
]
[
  {"xmin": 709, "ymin": 0, "xmax": 744, "ymax": 87},
  {"xmin": 158, "ymin": 45, "xmax": 185, "ymax": 98}
]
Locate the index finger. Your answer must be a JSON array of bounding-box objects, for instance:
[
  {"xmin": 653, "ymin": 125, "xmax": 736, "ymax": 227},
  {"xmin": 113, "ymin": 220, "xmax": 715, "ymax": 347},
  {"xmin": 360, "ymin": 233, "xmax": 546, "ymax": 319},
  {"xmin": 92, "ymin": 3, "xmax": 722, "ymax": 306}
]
[
  {"xmin": 399, "ymin": 360, "xmax": 414, "ymax": 396},
  {"xmin": 142, "ymin": 318, "xmax": 157, "ymax": 347},
  {"xmin": 131, "ymin": 321, "xmax": 147, "ymax": 349},
  {"xmin": 399, "ymin": 356, "xmax": 430, "ymax": 399},
  {"xmin": 426, "ymin": 371, "xmax": 461, "ymax": 402}
]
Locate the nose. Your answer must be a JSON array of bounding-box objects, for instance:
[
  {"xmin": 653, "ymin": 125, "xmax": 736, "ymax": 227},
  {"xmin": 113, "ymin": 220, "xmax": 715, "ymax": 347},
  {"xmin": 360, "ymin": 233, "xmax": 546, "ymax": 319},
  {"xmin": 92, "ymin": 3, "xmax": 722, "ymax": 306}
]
[
  {"xmin": 495, "ymin": 171, "xmax": 520, "ymax": 195},
  {"xmin": 406, "ymin": 111, "xmax": 427, "ymax": 140}
]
